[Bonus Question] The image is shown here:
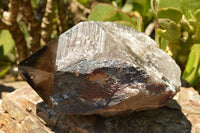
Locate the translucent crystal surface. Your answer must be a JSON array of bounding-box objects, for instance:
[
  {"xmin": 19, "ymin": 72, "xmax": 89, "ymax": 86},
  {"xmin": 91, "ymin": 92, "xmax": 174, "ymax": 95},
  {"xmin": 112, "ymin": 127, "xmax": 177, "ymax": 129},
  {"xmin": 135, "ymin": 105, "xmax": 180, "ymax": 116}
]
[{"xmin": 19, "ymin": 21, "xmax": 181, "ymax": 116}]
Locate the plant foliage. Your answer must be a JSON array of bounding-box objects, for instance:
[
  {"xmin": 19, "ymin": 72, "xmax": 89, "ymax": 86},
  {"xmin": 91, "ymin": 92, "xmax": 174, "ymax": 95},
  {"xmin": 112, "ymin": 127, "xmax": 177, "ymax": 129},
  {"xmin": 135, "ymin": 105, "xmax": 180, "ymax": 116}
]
[
  {"xmin": 0, "ymin": 30, "xmax": 15, "ymax": 78},
  {"xmin": 88, "ymin": 0, "xmax": 200, "ymax": 90},
  {"xmin": 88, "ymin": 3, "xmax": 136, "ymax": 28},
  {"xmin": 152, "ymin": 0, "xmax": 200, "ymax": 89}
]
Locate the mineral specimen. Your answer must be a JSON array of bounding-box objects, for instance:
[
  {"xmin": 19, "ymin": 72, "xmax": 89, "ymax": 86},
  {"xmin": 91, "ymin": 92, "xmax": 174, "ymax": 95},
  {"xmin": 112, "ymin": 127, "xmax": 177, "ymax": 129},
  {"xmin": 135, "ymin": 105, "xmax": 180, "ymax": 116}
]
[{"xmin": 19, "ymin": 21, "xmax": 181, "ymax": 116}]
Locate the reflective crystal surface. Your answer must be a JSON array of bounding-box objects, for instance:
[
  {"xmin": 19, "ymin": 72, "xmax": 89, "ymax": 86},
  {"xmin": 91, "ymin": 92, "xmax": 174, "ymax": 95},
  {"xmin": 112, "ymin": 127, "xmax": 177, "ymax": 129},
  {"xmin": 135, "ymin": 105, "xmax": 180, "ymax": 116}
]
[{"xmin": 19, "ymin": 21, "xmax": 181, "ymax": 116}]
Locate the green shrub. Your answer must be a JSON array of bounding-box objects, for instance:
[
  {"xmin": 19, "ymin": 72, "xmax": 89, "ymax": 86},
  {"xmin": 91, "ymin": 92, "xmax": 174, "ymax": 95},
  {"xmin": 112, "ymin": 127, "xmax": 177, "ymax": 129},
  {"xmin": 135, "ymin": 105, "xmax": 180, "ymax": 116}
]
[{"xmin": 88, "ymin": 1, "xmax": 200, "ymax": 90}]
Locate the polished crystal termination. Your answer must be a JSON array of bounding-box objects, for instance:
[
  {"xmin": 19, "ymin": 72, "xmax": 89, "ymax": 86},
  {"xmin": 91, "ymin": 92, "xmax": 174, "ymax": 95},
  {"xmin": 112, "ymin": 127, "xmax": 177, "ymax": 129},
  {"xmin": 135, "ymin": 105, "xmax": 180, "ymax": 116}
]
[{"xmin": 19, "ymin": 21, "xmax": 181, "ymax": 116}]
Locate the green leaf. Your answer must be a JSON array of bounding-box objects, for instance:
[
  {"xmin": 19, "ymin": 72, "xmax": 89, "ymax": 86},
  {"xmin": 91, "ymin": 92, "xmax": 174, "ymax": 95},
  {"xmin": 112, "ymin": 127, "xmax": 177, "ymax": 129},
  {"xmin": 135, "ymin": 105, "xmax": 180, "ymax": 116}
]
[
  {"xmin": 192, "ymin": 9, "xmax": 200, "ymax": 42},
  {"xmin": 104, "ymin": 10, "xmax": 135, "ymax": 25},
  {"xmin": 181, "ymin": 18, "xmax": 194, "ymax": 33},
  {"xmin": 77, "ymin": 0, "xmax": 88, "ymax": 6},
  {"xmin": 88, "ymin": 3, "xmax": 136, "ymax": 27},
  {"xmin": 114, "ymin": 20, "xmax": 136, "ymax": 28},
  {"xmin": 192, "ymin": 22, "xmax": 200, "ymax": 42},
  {"xmin": 182, "ymin": 44, "xmax": 200, "ymax": 86},
  {"xmin": 6, "ymin": 53, "xmax": 16, "ymax": 63},
  {"xmin": 182, "ymin": 0, "xmax": 200, "ymax": 19},
  {"xmin": 133, "ymin": 0, "xmax": 153, "ymax": 28},
  {"xmin": 133, "ymin": 0, "xmax": 151, "ymax": 17},
  {"xmin": 121, "ymin": 1, "xmax": 133, "ymax": 13},
  {"xmin": 157, "ymin": 7, "xmax": 183, "ymax": 24},
  {"xmin": 88, "ymin": 4, "xmax": 118, "ymax": 21},
  {"xmin": 112, "ymin": 0, "xmax": 124, "ymax": 8},
  {"xmin": 0, "ymin": 62, "xmax": 11, "ymax": 78},
  {"xmin": 154, "ymin": 27, "xmax": 160, "ymax": 44},
  {"xmin": 130, "ymin": 11, "xmax": 143, "ymax": 31},
  {"xmin": 195, "ymin": 9, "xmax": 200, "ymax": 19},
  {"xmin": 160, "ymin": 38, "xmax": 168, "ymax": 50},
  {"xmin": 0, "ymin": 30, "xmax": 15, "ymax": 58},
  {"xmin": 157, "ymin": 19, "xmax": 181, "ymax": 42},
  {"xmin": 151, "ymin": 0, "xmax": 182, "ymax": 13}
]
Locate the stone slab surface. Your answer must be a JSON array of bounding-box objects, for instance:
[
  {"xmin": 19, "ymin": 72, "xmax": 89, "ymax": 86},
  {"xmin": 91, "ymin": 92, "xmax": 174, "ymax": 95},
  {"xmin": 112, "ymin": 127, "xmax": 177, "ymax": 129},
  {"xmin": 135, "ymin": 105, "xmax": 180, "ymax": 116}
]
[{"xmin": 0, "ymin": 84, "xmax": 199, "ymax": 133}]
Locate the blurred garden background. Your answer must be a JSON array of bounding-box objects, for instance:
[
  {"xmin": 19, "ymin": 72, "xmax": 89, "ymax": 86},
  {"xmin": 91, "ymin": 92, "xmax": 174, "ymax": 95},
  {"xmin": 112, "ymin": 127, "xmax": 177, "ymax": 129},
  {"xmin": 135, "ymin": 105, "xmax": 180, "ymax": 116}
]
[{"xmin": 0, "ymin": 0, "xmax": 200, "ymax": 91}]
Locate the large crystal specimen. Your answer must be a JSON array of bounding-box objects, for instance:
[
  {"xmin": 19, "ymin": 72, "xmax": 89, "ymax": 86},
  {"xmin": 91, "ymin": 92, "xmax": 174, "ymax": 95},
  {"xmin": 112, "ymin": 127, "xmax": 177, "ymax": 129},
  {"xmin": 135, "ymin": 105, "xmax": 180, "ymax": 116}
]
[{"xmin": 19, "ymin": 21, "xmax": 181, "ymax": 116}]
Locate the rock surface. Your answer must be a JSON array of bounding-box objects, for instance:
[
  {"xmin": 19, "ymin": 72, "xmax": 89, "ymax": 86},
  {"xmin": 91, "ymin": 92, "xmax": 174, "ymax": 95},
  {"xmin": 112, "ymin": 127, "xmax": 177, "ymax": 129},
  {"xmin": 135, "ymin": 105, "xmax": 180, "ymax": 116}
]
[
  {"xmin": 0, "ymin": 81, "xmax": 28, "ymax": 99},
  {"xmin": 19, "ymin": 21, "xmax": 181, "ymax": 116},
  {"xmin": 0, "ymin": 85, "xmax": 200, "ymax": 133}
]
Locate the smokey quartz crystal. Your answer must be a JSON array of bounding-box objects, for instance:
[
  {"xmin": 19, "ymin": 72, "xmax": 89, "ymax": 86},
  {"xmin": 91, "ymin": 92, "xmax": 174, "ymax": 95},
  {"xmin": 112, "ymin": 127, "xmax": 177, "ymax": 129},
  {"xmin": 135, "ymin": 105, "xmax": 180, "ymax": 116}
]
[{"xmin": 19, "ymin": 21, "xmax": 181, "ymax": 116}]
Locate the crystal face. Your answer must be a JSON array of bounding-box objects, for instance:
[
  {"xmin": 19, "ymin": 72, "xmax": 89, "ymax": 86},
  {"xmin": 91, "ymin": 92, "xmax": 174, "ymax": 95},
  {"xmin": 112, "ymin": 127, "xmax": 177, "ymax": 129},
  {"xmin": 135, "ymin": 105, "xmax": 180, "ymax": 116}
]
[{"xmin": 19, "ymin": 21, "xmax": 181, "ymax": 116}]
